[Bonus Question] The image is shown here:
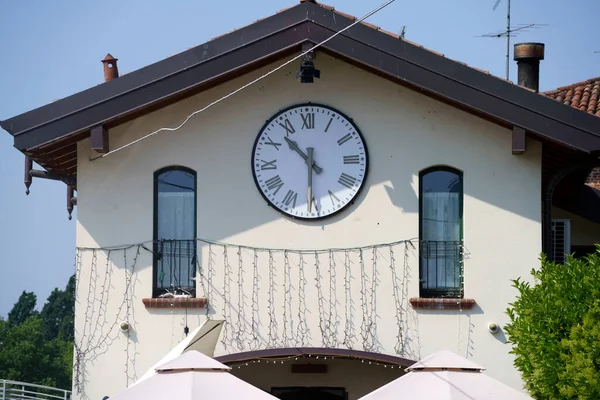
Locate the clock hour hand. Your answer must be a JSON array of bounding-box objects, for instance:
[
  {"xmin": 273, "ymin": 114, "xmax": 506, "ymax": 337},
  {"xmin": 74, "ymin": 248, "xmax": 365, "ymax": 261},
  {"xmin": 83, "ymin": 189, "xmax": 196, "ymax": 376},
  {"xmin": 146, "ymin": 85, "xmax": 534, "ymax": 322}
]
[{"xmin": 284, "ymin": 137, "xmax": 323, "ymax": 174}]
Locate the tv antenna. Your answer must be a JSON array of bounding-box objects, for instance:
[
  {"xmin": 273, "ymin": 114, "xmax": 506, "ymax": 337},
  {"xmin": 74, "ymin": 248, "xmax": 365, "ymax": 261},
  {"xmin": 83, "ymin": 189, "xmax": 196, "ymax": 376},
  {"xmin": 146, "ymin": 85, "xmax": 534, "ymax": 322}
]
[
  {"xmin": 400, "ymin": 25, "xmax": 407, "ymax": 39},
  {"xmin": 477, "ymin": 0, "xmax": 547, "ymax": 80}
]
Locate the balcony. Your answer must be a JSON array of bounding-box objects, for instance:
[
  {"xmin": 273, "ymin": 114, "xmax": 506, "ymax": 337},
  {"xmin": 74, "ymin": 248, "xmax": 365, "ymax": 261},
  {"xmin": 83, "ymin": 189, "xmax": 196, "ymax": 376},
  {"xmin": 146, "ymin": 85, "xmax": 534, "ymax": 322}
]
[
  {"xmin": 153, "ymin": 239, "xmax": 197, "ymax": 298},
  {"xmin": 419, "ymin": 240, "xmax": 464, "ymax": 298}
]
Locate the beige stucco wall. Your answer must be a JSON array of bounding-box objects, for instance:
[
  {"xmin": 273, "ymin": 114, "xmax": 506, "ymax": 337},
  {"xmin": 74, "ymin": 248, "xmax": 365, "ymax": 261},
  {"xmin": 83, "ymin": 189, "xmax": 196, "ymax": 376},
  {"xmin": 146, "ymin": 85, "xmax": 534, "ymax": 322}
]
[
  {"xmin": 73, "ymin": 52, "xmax": 542, "ymax": 400},
  {"xmin": 552, "ymin": 206, "xmax": 600, "ymax": 245}
]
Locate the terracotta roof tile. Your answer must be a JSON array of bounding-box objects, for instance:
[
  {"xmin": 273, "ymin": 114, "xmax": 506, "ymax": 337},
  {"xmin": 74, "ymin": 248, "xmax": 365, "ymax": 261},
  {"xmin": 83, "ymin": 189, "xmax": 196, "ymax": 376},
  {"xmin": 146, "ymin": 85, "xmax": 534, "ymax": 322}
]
[
  {"xmin": 542, "ymin": 77, "xmax": 600, "ymax": 117},
  {"xmin": 542, "ymin": 78, "xmax": 600, "ymax": 188}
]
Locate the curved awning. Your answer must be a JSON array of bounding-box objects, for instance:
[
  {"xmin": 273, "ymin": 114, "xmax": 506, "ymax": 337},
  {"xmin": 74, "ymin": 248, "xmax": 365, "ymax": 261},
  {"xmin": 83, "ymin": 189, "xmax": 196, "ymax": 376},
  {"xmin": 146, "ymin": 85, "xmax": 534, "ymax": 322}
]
[{"xmin": 215, "ymin": 347, "xmax": 416, "ymax": 367}]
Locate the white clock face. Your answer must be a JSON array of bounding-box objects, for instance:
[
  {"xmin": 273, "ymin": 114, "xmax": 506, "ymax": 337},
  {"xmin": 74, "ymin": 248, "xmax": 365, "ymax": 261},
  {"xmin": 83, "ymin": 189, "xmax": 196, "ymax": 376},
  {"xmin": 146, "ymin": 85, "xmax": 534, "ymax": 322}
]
[{"xmin": 252, "ymin": 103, "xmax": 368, "ymax": 220}]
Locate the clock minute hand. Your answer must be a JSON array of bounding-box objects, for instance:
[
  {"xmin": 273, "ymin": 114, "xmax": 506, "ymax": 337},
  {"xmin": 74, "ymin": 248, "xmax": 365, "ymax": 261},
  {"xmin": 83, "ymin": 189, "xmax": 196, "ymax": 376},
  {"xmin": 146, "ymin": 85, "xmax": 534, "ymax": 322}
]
[
  {"xmin": 307, "ymin": 147, "xmax": 314, "ymax": 213},
  {"xmin": 284, "ymin": 137, "xmax": 323, "ymax": 174}
]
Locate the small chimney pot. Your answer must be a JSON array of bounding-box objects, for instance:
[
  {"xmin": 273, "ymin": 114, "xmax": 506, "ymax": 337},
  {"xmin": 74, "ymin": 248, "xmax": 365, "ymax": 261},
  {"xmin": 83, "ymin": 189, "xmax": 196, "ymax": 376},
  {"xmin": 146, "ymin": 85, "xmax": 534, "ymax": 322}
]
[
  {"xmin": 514, "ymin": 43, "xmax": 545, "ymax": 92},
  {"xmin": 101, "ymin": 53, "xmax": 119, "ymax": 82}
]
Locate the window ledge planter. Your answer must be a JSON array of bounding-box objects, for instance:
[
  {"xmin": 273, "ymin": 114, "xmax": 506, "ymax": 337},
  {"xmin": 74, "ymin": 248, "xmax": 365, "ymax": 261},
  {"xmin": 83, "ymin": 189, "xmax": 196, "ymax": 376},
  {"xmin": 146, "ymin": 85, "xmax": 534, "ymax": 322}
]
[
  {"xmin": 410, "ymin": 297, "xmax": 475, "ymax": 310},
  {"xmin": 142, "ymin": 297, "xmax": 207, "ymax": 309}
]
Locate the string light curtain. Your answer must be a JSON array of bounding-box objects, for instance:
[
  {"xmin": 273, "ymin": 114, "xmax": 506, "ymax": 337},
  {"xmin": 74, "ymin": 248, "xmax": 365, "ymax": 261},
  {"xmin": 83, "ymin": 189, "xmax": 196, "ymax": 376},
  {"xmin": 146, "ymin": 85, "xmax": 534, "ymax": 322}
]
[{"xmin": 73, "ymin": 237, "xmax": 443, "ymax": 394}]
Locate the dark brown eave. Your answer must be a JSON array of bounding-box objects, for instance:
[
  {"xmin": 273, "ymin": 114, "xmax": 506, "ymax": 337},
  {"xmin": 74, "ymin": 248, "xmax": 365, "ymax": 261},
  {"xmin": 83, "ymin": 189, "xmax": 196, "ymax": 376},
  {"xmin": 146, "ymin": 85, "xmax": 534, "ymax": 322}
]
[{"xmin": 3, "ymin": 0, "xmax": 600, "ymax": 180}]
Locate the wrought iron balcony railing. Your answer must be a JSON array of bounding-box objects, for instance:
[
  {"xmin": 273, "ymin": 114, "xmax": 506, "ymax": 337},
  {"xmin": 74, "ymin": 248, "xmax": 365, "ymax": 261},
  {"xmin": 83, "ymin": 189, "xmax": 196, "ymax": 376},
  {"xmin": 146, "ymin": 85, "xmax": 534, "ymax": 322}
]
[
  {"xmin": 0, "ymin": 380, "xmax": 71, "ymax": 400},
  {"xmin": 419, "ymin": 240, "xmax": 464, "ymax": 298},
  {"xmin": 153, "ymin": 239, "xmax": 197, "ymax": 297}
]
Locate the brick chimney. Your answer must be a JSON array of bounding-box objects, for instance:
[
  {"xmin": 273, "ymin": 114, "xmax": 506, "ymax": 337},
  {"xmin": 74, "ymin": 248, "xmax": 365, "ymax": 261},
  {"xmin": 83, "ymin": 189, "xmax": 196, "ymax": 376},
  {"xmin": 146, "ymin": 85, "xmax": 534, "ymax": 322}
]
[
  {"xmin": 514, "ymin": 43, "xmax": 544, "ymax": 92},
  {"xmin": 101, "ymin": 53, "xmax": 119, "ymax": 82}
]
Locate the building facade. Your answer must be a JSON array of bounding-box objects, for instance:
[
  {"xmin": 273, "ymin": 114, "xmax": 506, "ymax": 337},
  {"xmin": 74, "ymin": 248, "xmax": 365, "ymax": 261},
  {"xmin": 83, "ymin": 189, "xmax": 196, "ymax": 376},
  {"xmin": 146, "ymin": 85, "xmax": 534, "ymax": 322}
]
[{"xmin": 2, "ymin": 2, "xmax": 600, "ymax": 400}]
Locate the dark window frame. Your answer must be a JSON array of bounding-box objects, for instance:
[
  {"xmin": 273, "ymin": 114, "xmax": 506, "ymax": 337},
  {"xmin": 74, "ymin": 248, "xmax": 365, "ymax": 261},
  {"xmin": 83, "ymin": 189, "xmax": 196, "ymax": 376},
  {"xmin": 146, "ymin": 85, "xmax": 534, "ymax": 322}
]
[
  {"xmin": 153, "ymin": 165, "xmax": 198, "ymax": 298},
  {"xmin": 418, "ymin": 165, "xmax": 464, "ymax": 298}
]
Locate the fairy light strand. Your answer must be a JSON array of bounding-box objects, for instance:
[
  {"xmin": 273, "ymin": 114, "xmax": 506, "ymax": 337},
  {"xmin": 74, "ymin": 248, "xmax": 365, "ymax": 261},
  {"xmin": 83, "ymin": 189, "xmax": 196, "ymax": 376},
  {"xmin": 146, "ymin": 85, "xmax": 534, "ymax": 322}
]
[
  {"xmin": 251, "ymin": 249, "xmax": 260, "ymax": 349},
  {"xmin": 389, "ymin": 245, "xmax": 403, "ymax": 355},
  {"xmin": 368, "ymin": 247, "xmax": 379, "ymax": 352},
  {"xmin": 73, "ymin": 245, "xmax": 141, "ymax": 394},
  {"xmin": 297, "ymin": 253, "xmax": 309, "ymax": 346},
  {"xmin": 236, "ymin": 246, "xmax": 245, "ymax": 351},
  {"xmin": 282, "ymin": 250, "xmax": 290, "ymax": 347},
  {"xmin": 228, "ymin": 354, "xmax": 406, "ymax": 371},
  {"xmin": 342, "ymin": 250, "xmax": 355, "ymax": 349},
  {"xmin": 267, "ymin": 250, "xmax": 278, "ymax": 348},
  {"xmin": 221, "ymin": 246, "xmax": 233, "ymax": 350},
  {"xmin": 328, "ymin": 250, "xmax": 338, "ymax": 348},
  {"xmin": 314, "ymin": 251, "xmax": 327, "ymax": 347}
]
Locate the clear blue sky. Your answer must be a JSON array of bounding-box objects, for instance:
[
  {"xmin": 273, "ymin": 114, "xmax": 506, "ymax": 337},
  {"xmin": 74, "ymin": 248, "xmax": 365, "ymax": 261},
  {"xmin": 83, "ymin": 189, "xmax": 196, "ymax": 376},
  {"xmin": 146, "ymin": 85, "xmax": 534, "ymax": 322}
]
[{"xmin": 1, "ymin": 0, "xmax": 598, "ymax": 317}]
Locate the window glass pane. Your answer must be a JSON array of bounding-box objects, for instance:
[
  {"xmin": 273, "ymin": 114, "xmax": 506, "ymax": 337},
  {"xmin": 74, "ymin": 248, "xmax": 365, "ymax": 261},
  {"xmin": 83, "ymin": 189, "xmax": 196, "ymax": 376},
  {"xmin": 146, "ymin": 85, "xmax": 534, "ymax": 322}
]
[
  {"xmin": 156, "ymin": 169, "xmax": 195, "ymax": 240},
  {"xmin": 420, "ymin": 169, "xmax": 462, "ymax": 294},
  {"xmin": 155, "ymin": 168, "xmax": 196, "ymax": 293},
  {"xmin": 421, "ymin": 170, "xmax": 461, "ymax": 241}
]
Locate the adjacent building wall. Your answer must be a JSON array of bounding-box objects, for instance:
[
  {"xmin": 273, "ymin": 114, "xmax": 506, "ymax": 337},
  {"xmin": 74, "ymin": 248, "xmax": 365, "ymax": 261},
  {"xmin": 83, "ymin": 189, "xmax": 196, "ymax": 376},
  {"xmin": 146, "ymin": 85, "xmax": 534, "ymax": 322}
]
[
  {"xmin": 74, "ymin": 52, "xmax": 542, "ymax": 400},
  {"xmin": 552, "ymin": 206, "xmax": 600, "ymax": 246}
]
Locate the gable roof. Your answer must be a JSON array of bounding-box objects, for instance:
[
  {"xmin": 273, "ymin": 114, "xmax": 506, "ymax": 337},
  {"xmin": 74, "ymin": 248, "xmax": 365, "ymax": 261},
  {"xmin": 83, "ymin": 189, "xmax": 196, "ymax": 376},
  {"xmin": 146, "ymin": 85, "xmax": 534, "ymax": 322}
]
[
  {"xmin": 2, "ymin": 0, "xmax": 600, "ymax": 178},
  {"xmin": 542, "ymin": 77, "xmax": 600, "ymax": 117}
]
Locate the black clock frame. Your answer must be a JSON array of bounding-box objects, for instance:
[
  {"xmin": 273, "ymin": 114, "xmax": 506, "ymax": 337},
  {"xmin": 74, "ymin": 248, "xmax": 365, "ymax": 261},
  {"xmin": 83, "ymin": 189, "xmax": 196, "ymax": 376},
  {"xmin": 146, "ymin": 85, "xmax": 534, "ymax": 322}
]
[{"xmin": 251, "ymin": 102, "xmax": 370, "ymax": 221}]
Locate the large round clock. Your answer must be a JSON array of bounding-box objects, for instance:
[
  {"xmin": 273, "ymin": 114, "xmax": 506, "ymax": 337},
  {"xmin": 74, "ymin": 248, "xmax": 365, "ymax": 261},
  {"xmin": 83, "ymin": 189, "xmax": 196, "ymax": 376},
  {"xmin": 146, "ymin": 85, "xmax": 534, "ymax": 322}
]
[{"xmin": 252, "ymin": 103, "xmax": 368, "ymax": 220}]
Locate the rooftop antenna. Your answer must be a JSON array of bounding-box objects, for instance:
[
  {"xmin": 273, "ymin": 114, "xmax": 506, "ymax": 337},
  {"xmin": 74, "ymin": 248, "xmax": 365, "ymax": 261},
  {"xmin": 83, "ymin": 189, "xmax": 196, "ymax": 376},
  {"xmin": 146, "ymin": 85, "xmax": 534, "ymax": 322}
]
[
  {"xmin": 477, "ymin": 0, "xmax": 547, "ymax": 80},
  {"xmin": 400, "ymin": 25, "xmax": 407, "ymax": 39}
]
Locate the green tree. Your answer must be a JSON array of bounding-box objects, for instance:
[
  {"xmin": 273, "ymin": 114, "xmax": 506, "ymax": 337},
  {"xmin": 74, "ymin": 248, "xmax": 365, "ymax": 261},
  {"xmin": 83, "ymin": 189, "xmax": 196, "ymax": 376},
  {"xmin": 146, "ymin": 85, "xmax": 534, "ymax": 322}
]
[
  {"xmin": 0, "ymin": 317, "xmax": 8, "ymax": 346},
  {"xmin": 40, "ymin": 275, "xmax": 75, "ymax": 341},
  {"xmin": 0, "ymin": 276, "xmax": 75, "ymax": 390},
  {"xmin": 505, "ymin": 247, "xmax": 600, "ymax": 400},
  {"xmin": 7, "ymin": 291, "xmax": 38, "ymax": 327},
  {"xmin": 0, "ymin": 315, "xmax": 72, "ymax": 389}
]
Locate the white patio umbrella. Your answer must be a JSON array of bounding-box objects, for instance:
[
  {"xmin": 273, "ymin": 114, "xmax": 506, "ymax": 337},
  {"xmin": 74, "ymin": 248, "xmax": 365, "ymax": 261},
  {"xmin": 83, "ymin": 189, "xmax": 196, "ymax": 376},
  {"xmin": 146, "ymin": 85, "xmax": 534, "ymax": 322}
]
[
  {"xmin": 132, "ymin": 319, "xmax": 225, "ymax": 386},
  {"xmin": 109, "ymin": 350, "xmax": 279, "ymax": 400},
  {"xmin": 358, "ymin": 350, "xmax": 534, "ymax": 400}
]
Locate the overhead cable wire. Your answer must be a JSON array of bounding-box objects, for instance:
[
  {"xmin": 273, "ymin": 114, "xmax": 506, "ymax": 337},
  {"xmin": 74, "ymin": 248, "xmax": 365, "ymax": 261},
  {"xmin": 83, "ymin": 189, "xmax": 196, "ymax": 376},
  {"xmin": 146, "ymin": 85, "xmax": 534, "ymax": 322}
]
[{"xmin": 90, "ymin": 0, "xmax": 396, "ymax": 161}]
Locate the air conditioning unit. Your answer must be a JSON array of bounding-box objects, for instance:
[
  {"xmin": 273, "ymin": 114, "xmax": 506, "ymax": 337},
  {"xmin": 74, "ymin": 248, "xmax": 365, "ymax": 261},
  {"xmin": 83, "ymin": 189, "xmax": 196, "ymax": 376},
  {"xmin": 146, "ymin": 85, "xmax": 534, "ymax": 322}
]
[{"xmin": 551, "ymin": 219, "xmax": 571, "ymax": 263}]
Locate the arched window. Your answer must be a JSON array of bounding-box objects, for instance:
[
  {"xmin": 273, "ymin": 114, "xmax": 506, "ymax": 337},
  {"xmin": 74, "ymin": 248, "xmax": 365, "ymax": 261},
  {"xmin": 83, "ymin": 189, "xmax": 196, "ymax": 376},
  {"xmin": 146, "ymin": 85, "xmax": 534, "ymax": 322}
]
[
  {"xmin": 153, "ymin": 166, "xmax": 197, "ymax": 297},
  {"xmin": 419, "ymin": 166, "xmax": 463, "ymax": 298}
]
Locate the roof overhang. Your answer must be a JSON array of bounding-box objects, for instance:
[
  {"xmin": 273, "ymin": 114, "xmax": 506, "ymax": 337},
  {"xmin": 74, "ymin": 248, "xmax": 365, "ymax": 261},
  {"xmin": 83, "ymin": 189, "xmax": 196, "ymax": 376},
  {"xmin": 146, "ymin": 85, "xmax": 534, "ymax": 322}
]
[{"xmin": 2, "ymin": 1, "xmax": 600, "ymax": 177}]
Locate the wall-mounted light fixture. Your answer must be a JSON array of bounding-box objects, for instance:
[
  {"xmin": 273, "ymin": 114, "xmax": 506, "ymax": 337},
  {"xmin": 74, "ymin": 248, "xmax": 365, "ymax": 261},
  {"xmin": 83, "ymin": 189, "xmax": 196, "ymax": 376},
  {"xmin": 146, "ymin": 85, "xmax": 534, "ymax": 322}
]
[
  {"xmin": 488, "ymin": 322, "xmax": 500, "ymax": 334},
  {"xmin": 297, "ymin": 42, "xmax": 320, "ymax": 83}
]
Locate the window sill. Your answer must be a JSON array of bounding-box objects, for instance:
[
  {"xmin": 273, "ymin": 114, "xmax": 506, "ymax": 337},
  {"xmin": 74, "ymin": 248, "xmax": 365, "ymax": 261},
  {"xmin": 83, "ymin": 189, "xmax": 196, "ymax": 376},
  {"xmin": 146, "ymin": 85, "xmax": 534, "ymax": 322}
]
[
  {"xmin": 142, "ymin": 297, "xmax": 207, "ymax": 309},
  {"xmin": 410, "ymin": 297, "xmax": 475, "ymax": 310}
]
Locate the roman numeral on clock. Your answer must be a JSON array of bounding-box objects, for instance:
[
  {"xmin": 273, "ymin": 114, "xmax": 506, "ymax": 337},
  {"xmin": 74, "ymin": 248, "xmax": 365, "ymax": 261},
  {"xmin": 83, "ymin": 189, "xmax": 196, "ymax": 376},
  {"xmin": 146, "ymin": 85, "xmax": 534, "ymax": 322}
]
[
  {"xmin": 265, "ymin": 175, "xmax": 284, "ymax": 195},
  {"xmin": 324, "ymin": 117, "xmax": 333, "ymax": 133},
  {"xmin": 301, "ymin": 112, "xmax": 315, "ymax": 130},
  {"xmin": 328, "ymin": 190, "xmax": 341, "ymax": 205},
  {"xmin": 264, "ymin": 136, "xmax": 282, "ymax": 150},
  {"xmin": 283, "ymin": 189, "xmax": 298, "ymax": 208},
  {"xmin": 343, "ymin": 155, "xmax": 360, "ymax": 164},
  {"xmin": 338, "ymin": 173, "xmax": 357, "ymax": 189},
  {"xmin": 279, "ymin": 118, "xmax": 296, "ymax": 136},
  {"xmin": 337, "ymin": 133, "xmax": 352, "ymax": 146},
  {"xmin": 260, "ymin": 159, "xmax": 277, "ymax": 170}
]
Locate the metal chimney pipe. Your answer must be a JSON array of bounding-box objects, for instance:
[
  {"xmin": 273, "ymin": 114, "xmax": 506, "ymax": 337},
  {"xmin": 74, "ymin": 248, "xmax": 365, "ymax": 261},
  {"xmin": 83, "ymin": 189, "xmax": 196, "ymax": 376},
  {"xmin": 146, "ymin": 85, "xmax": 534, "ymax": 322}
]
[{"xmin": 514, "ymin": 43, "xmax": 545, "ymax": 92}]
